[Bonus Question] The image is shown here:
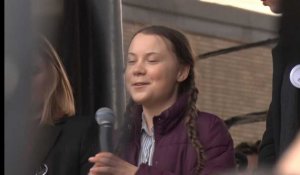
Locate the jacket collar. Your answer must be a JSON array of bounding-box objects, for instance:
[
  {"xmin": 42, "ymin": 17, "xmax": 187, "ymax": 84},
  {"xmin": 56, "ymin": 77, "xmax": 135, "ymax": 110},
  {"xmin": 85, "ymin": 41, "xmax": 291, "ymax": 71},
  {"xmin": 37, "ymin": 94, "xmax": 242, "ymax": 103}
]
[{"xmin": 132, "ymin": 93, "xmax": 190, "ymax": 139}]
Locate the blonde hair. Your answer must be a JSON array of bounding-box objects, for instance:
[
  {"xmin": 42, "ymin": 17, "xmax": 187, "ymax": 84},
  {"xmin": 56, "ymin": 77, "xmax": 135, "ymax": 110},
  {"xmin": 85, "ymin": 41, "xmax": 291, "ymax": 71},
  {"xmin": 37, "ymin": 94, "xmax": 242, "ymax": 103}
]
[{"xmin": 38, "ymin": 36, "xmax": 75, "ymax": 125}]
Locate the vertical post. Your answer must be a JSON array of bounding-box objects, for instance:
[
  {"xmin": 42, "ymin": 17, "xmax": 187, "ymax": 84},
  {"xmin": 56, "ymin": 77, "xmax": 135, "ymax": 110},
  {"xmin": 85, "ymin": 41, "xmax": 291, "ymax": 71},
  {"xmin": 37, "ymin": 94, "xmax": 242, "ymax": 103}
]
[{"xmin": 90, "ymin": 0, "xmax": 125, "ymax": 126}]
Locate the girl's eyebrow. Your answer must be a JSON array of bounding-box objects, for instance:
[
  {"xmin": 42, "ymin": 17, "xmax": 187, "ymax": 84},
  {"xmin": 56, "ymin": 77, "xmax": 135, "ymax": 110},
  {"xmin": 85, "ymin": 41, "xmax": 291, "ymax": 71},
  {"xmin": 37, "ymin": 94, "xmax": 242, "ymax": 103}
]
[
  {"xmin": 128, "ymin": 52, "xmax": 160, "ymax": 57},
  {"xmin": 127, "ymin": 52, "xmax": 135, "ymax": 56}
]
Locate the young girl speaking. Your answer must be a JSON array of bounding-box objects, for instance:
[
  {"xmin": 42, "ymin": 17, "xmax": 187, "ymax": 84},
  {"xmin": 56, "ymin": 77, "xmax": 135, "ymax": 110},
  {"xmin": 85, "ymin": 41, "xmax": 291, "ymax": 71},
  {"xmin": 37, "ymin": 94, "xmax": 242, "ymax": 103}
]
[{"xmin": 89, "ymin": 25, "xmax": 235, "ymax": 175}]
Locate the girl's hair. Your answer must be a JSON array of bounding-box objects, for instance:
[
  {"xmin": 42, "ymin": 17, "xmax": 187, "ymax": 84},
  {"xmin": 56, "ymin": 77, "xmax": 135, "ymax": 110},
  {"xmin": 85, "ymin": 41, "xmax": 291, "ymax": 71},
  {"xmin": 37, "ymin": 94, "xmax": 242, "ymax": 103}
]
[
  {"xmin": 119, "ymin": 26, "xmax": 204, "ymax": 174},
  {"xmin": 37, "ymin": 36, "xmax": 75, "ymax": 125}
]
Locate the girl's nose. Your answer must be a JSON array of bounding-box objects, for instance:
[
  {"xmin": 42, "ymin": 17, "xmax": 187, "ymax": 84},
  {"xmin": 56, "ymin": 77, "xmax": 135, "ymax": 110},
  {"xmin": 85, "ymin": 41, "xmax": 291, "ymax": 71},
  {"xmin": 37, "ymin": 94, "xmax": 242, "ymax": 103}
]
[{"xmin": 132, "ymin": 61, "xmax": 146, "ymax": 76}]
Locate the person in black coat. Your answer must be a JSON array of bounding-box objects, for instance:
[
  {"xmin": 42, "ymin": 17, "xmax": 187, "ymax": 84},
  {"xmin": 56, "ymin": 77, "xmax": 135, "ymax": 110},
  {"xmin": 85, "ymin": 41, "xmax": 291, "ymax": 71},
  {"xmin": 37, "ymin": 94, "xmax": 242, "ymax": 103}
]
[
  {"xmin": 258, "ymin": 0, "xmax": 300, "ymax": 167},
  {"xmin": 27, "ymin": 36, "xmax": 98, "ymax": 175}
]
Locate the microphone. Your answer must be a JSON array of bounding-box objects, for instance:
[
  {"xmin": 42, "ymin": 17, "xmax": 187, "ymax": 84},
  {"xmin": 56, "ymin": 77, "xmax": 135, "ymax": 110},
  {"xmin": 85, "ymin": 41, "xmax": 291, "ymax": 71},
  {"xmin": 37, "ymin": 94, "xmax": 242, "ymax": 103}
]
[{"xmin": 95, "ymin": 107, "xmax": 115, "ymax": 152}]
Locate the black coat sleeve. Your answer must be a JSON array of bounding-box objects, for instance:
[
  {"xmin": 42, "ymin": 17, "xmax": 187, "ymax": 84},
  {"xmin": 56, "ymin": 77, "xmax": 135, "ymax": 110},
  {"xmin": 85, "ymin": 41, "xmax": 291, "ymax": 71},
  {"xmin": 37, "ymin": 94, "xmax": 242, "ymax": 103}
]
[{"xmin": 258, "ymin": 103, "xmax": 276, "ymax": 166}]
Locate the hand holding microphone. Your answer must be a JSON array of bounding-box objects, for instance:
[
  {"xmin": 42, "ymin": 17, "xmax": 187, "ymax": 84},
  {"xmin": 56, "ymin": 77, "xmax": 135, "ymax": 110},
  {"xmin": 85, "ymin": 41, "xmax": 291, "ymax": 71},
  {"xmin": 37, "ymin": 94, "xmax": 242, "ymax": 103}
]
[{"xmin": 89, "ymin": 107, "xmax": 137, "ymax": 175}]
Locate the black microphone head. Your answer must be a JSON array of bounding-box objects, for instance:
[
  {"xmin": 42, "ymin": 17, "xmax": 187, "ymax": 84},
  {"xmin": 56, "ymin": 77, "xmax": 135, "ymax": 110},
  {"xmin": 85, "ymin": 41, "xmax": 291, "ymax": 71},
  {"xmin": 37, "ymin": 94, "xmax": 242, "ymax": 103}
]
[{"xmin": 95, "ymin": 107, "xmax": 115, "ymax": 125}]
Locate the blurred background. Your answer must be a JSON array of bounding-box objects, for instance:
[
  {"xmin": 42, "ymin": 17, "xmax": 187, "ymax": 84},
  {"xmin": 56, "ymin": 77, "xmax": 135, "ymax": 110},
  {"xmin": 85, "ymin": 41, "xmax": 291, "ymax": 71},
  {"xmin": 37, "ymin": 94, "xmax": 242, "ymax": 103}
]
[{"xmin": 5, "ymin": 0, "xmax": 284, "ymax": 174}]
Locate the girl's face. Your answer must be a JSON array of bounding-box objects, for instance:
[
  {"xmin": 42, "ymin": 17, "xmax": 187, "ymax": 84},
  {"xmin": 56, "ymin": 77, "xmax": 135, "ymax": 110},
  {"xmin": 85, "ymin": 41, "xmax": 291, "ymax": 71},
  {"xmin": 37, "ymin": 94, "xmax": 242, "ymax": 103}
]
[
  {"xmin": 261, "ymin": 0, "xmax": 281, "ymax": 13},
  {"xmin": 125, "ymin": 33, "xmax": 189, "ymax": 108}
]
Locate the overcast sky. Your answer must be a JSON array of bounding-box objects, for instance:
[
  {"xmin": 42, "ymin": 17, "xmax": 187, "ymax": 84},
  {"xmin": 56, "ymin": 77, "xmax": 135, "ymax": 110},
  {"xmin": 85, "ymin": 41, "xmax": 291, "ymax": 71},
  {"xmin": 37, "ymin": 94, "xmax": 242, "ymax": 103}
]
[{"xmin": 200, "ymin": 0, "xmax": 278, "ymax": 16}]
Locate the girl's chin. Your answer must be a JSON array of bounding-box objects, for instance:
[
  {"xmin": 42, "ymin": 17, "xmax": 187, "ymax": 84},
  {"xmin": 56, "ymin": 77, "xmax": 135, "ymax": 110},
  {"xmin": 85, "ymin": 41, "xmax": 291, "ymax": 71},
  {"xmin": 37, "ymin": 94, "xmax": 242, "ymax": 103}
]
[
  {"xmin": 132, "ymin": 98, "xmax": 146, "ymax": 105},
  {"xmin": 131, "ymin": 96, "xmax": 150, "ymax": 105}
]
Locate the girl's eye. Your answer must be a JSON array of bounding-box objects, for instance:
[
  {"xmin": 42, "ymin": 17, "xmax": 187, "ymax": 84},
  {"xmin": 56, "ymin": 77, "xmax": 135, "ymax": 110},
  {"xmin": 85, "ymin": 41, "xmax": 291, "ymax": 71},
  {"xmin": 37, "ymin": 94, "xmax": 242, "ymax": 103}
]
[
  {"xmin": 127, "ymin": 58, "xmax": 136, "ymax": 64},
  {"xmin": 147, "ymin": 57, "xmax": 160, "ymax": 63}
]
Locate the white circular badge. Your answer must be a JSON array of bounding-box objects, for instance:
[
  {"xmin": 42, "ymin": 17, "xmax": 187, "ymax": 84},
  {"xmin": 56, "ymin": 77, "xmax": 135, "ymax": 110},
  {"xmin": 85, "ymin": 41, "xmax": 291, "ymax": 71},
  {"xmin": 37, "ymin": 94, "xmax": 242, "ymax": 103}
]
[{"xmin": 290, "ymin": 64, "xmax": 300, "ymax": 88}]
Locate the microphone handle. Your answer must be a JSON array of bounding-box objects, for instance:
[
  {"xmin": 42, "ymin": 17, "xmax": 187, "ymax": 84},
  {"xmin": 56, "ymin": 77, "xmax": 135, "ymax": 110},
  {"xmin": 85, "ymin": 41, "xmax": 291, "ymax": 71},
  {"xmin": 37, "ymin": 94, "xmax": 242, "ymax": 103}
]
[{"xmin": 100, "ymin": 124, "xmax": 113, "ymax": 152}]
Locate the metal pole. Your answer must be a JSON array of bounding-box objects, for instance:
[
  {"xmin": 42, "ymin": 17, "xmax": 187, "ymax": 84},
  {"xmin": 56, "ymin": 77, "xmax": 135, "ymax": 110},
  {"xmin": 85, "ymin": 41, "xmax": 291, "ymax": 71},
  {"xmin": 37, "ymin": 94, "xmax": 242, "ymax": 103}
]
[{"xmin": 90, "ymin": 0, "xmax": 125, "ymax": 126}]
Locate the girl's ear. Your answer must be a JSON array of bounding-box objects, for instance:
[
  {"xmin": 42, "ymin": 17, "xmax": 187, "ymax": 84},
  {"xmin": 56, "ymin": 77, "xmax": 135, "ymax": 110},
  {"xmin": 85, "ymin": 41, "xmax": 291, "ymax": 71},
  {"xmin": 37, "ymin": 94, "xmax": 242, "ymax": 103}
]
[{"xmin": 177, "ymin": 65, "xmax": 190, "ymax": 82}]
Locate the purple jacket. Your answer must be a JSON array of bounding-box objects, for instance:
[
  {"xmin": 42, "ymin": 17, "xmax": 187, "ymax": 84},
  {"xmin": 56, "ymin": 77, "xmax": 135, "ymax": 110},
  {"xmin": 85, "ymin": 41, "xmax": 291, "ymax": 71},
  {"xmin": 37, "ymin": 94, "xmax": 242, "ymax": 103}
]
[{"xmin": 122, "ymin": 94, "xmax": 235, "ymax": 175}]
